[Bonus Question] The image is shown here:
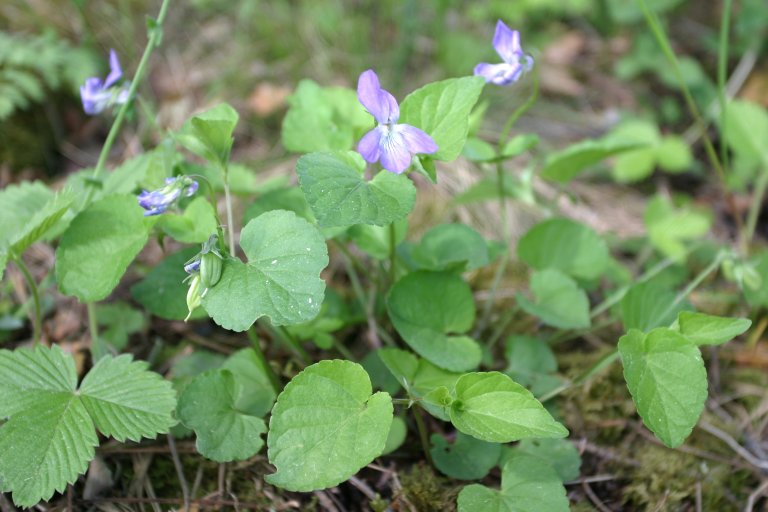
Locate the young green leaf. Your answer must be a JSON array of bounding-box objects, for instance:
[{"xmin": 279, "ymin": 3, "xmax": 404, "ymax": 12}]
[
  {"xmin": 131, "ymin": 248, "xmax": 204, "ymax": 321},
  {"xmin": 383, "ymin": 416, "xmax": 408, "ymax": 455},
  {"xmin": 517, "ymin": 218, "xmax": 610, "ymax": 281},
  {"xmin": 500, "ymin": 438, "xmax": 581, "ymax": 482},
  {"xmin": 430, "ymin": 432, "xmax": 502, "ymax": 480},
  {"xmin": 202, "ymin": 209, "xmax": 328, "ymax": 331},
  {"xmin": 221, "ymin": 348, "xmax": 277, "ymax": 416},
  {"xmin": 618, "ymin": 328, "xmax": 707, "ymax": 448},
  {"xmin": 620, "ymin": 279, "xmax": 686, "ymax": 332},
  {"xmin": 282, "ymin": 80, "xmax": 370, "ymax": 153},
  {"xmin": 387, "ymin": 271, "xmax": 482, "ymax": 372},
  {"xmin": 410, "ymin": 224, "xmax": 490, "ymax": 272},
  {"xmin": 399, "ymin": 76, "xmax": 486, "ymax": 161},
  {"xmin": 644, "ymin": 195, "xmax": 711, "ymax": 262},
  {"xmin": 721, "ymin": 100, "xmax": 768, "ymax": 164},
  {"xmin": 540, "ymin": 138, "xmax": 643, "ymax": 183},
  {"xmin": 676, "ymin": 311, "xmax": 751, "ymax": 346},
  {"xmin": 449, "ymin": 372, "xmax": 568, "ymax": 443},
  {"xmin": 157, "ymin": 197, "xmax": 218, "ymax": 244},
  {"xmin": 175, "ymin": 103, "xmax": 239, "ymax": 168},
  {"xmin": 266, "ymin": 360, "xmax": 393, "ymax": 491},
  {"xmin": 297, "ymin": 151, "xmax": 416, "ymax": 227},
  {"xmin": 348, "ymin": 219, "xmax": 408, "ymax": 260},
  {"xmin": 504, "ymin": 335, "xmax": 561, "ymax": 397},
  {"xmin": 0, "ymin": 346, "xmax": 176, "ymax": 507},
  {"xmin": 56, "ymin": 195, "xmax": 155, "ymax": 302},
  {"xmin": 177, "ymin": 369, "xmax": 267, "ymax": 462},
  {"xmin": 517, "ymin": 269, "xmax": 590, "ymax": 329},
  {"xmin": 457, "ymin": 454, "xmax": 569, "ymax": 512}
]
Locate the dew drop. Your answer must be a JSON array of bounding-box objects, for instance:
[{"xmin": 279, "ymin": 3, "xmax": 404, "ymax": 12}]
[{"xmin": 271, "ymin": 259, "xmax": 277, "ymax": 265}]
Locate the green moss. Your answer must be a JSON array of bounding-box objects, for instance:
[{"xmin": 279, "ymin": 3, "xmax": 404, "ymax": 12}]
[{"xmin": 399, "ymin": 462, "xmax": 458, "ymax": 512}]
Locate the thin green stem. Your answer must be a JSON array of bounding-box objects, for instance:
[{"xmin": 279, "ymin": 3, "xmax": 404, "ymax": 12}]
[
  {"xmin": 388, "ymin": 222, "xmax": 397, "ymax": 287},
  {"xmin": 14, "ymin": 257, "xmax": 42, "ymax": 345},
  {"xmin": 87, "ymin": 302, "xmax": 99, "ymax": 355},
  {"xmin": 222, "ymin": 166, "xmax": 236, "ymax": 256},
  {"xmin": 392, "ymin": 398, "xmax": 413, "ymax": 406},
  {"xmin": 538, "ymin": 350, "xmax": 620, "ymax": 402},
  {"xmin": 259, "ymin": 320, "xmax": 310, "ymax": 366},
  {"xmin": 744, "ymin": 167, "xmax": 768, "ymax": 248},
  {"xmin": 330, "ymin": 336, "xmax": 356, "ymax": 361},
  {"xmin": 717, "ymin": 0, "xmax": 732, "ymax": 177},
  {"xmin": 658, "ymin": 250, "xmax": 725, "ymax": 322},
  {"xmin": 497, "ymin": 69, "xmax": 540, "ymax": 150},
  {"xmin": 413, "ymin": 405, "xmax": 434, "ymax": 467},
  {"xmin": 246, "ymin": 327, "xmax": 281, "ymax": 394},
  {"xmin": 486, "ymin": 305, "xmax": 520, "ymax": 351},
  {"xmin": 82, "ymin": 0, "xmax": 172, "ymax": 207}
]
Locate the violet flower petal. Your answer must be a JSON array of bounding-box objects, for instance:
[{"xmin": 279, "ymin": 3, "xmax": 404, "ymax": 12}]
[
  {"xmin": 104, "ymin": 49, "xmax": 123, "ymax": 88},
  {"xmin": 493, "ymin": 21, "xmax": 522, "ymax": 63},
  {"xmin": 357, "ymin": 126, "xmax": 384, "ymax": 163},
  {"xmin": 357, "ymin": 69, "xmax": 400, "ymax": 124},
  {"xmin": 379, "ymin": 130, "xmax": 413, "ymax": 175},
  {"xmin": 474, "ymin": 62, "xmax": 524, "ymax": 86},
  {"xmin": 398, "ymin": 124, "xmax": 439, "ymax": 155}
]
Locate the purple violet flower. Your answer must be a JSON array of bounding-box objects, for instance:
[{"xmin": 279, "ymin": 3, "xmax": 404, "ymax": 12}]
[
  {"xmin": 356, "ymin": 69, "xmax": 438, "ymax": 174},
  {"xmin": 80, "ymin": 49, "xmax": 130, "ymax": 115},
  {"xmin": 137, "ymin": 176, "xmax": 199, "ymax": 216},
  {"xmin": 474, "ymin": 21, "xmax": 533, "ymax": 86},
  {"xmin": 184, "ymin": 259, "xmax": 201, "ymax": 274}
]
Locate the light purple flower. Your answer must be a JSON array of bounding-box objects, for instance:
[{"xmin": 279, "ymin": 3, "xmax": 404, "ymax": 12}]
[
  {"xmin": 474, "ymin": 21, "xmax": 533, "ymax": 86},
  {"xmin": 184, "ymin": 259, "xmax": 201, "ymax": 274},
  {"xmin": 80, "ymin": 49, "xmax": 130, "ymax": 115},
  {"xmin": 137, "ymin": 176, "xmax": 199, "ymax": 216},
  {"xmin": 356, "ymin": 69, "xmax": 438, "ymax": 174}
]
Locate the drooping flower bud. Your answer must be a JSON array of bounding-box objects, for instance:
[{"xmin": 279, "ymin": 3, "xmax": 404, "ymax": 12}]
[
  {"xmin": 200, "ymin": 251, "xmax": 223, "ymax": 290},
  {"xmin": 185, "ymin": 274, "xmax": 203, "ymax": 322},
  {"xmin": 137, "ymin": 176, "xmax": 199, "ymax": 216}
]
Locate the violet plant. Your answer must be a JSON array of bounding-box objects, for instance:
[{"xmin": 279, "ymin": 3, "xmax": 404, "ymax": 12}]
[{"xmin": 0, "ymin": 1, "xmax": 763, "ymax": 509}]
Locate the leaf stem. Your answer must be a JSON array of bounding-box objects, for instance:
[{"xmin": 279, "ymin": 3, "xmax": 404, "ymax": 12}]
[
  {"xmin": 744, "ymin": 165, "xmax": 768, "ymax": 250},
  {"xmin": 247, "ymin": 327, "xmax": 282, "ymax": 394},
  {"xmin": 388, "ymin": 222, "xmax": 397, "ymax": 287},
  {"xmin": 167, "ymin": 434, "xmax": 191, "ymax": 512},
  {"xmin": 717, "ymin": 0, "xmax": 732, "ymax": 178},
  {"xmin": 87, "ymin": 302, "xmax": 99, "ymax": 355},
  {"xmin": 658, "ymin": 250, "xmax": 725, "ymax": 322},
  {"xmin": 13, "ymin": 256, "xmax": 42, "ymax": 345},
  {"xmin": 222, "ymin": 165, "xmax": 236, "ymax": 256},
  {"xmin": 413, "ymin": 405, "xmax": 434, "ymax": 467},
  {"xmin": 82, "ymin": 0, "xmax": 172, "ymax": 208}
]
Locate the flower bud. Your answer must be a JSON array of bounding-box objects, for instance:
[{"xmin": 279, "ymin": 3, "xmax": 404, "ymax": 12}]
[
  {"xmin": 200, "ymin": 251, "xmax": 223, "ymax": 289},
  {"xmin": 185, "ymin": 274, "xmax": 203, "ymax": 322}
]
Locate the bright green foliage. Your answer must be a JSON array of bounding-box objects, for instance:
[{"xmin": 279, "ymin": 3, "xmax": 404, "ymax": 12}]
[
  {"xmin": 517, "ymin": 269, "xmax": 590, "ymax": 329},
  {"xmin": 517, "ymin": 218, "xmax": 609, "ymax": 280},
  {"xmin": 202, "ymin": 210, "xmax": 328, "ymax": 331},
  {"xmin": 383, "ymin": 416, "xmax": 407, "ymax": 455},
  {"xmin": 504, "ymin": 336, "xmax": 561, "ymax": 397},
  {"xmin": 722, "ymin": 100, "xmax": 768, "ymax": 164},
  {"xmin": 387, "ymin": 271, "xmax": 482, "ymax": 372},
  {"xmin": 676, "ymin": 312, "xmax": 751, "ymax": 346},
  {"xmin": 297, "ymin": 151, "xmax": 416, "ymax": 227},
  {"xmin": 539, "ymin": 138, "xmax": 643, "ymax": 182},
  {"xmin": 245, "ymin": 186, "xmax": 315, "ymax": 224},
  {"xmin": 608, "ymin": 119, "xmax": 693, "ymax": 182},
  {"xmin": 399, "ymin": 76, "xmax": 485, "ymax": 161},
  {"xmin": 131, "ymin": 248, "xmax": 204, "ymax": 321},
  {"xmin": 449, "ymin": 372, "xmax": 568, "ymax": 443},
  {"xmin": 500, "ymin": 438, "xmax": 581, "ymax": 482},
  {"xmin": 0, "ymin": 182, "xmax": 74, "ymax": 265},
  {"xmin": 0, "ymin": 346, "xmax": 176, "ymax": 507},
  {"xmin": 157, "ymin": 197, "xmax": 218, "ymax": 243},
  {"xmin": 177, "ymin": 369, "xmax": 267, "ymax": 462},
  {"xmin": 221, "ymin": 348, "xmax": 277, "ymax": 416},
  {"xmin": 409, "ymin": 224, "xmax": 490, "ymax": 272},
  {"xmin": 618, "ymin": 328, "xmax": 707, "ymax": 448},
  {"xmin": 266, "ymin": 360, "xmax": 393, "ymax": 491},
  {"xmin": 463, "ymin": 134, "xmax": 539, "ymax": 163},
  {"xmin": 457, "ymin": 454, "xmax": 569, "ymax": 512},
  {"xmin": 190, "ymin": 162, "xmax": 259, "ymax": 196},
  {"xmin": 430, "ymin": 432, "xmax": 502, "ymax": 480},
  {"xmin": 744, "ymin": 251, "xmax": 768, "ymax": 307},
  {"xmin": 175, "ymin": 103, "xmax": 239, "ymax": 168},
  {"xmin": 620, "ymin": 280, "xmax": 686, "ymax": 332},
  {"xmin": 93, "ymin": 302, "xmax": 146, "ymax": 360},
  {"xmin": 282, "ymin": 80, "xmax": 371, "ymax": 153},
  {"xmin": 348, "ymin": 219, "xmax": 408, "ymax": 260},
  {"xmin": 644, "ymin": 195, "xmax": 711, "ymax": 261},
  {"xmin": 56, "ymin": 195, "xmax": 155, "ymax": 302}
]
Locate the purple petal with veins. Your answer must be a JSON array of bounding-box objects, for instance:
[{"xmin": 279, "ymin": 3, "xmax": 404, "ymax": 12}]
[{"xmin": 357, "ymin": 69, "xmax": 400, "ymax": 124}]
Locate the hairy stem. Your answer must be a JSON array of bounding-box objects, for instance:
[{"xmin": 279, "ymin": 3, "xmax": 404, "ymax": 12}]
[
  {"xmin": 247, "ymin": 327, "xmax": 281, "ymax": 394},
  {"xmin": 14, "ymin": 257, "xmax": 42, "ymax": 345},
  {"xmin": 413, "ymin": 406, "xmax": 434, "ymax": 467}
]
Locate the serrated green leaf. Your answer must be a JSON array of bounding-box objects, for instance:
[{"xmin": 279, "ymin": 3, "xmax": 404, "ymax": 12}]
[
  {"xmin": 431, "ymin": 432, "xmax": 501, "ymax": 480},
  {"xmin": 266, "ymin": 360, "xmax": 393, "ymax": 491},
  {"xmin": 131, "ymin": 248, "xmax": 204, "ymax": 321},
  {"xmin": 677, "ymin": 312, "xmax": 751, "ymax": 346},
  {"xmin": 0, "ymin": 396, "xmax": 97, "ymax": 508},
  {"xmin": 618, "ymin": 328, "xmax": 707, "ymax": 448},
  {"xmin": 79, "ymin": 354, "xmax": 177, "ymax": 441},
  {"xmin": 449, "ymin": 372, "xmax": 568, "ymax": 443},
  {"xmin": 399, "ymin": 76, "xmax": 485, "ymax": 161},
  {"xmin": 517, "ymin": 269, "xmax": 590, "ymax": 329},
  {"xmin": 175, "ymin": 103, "xmax": 239, "ymax": 167},
  {"xmin": 157, "ymin": 196, "xmax": 218, "ymax": 244},
  {"xmin": 387, "ymin": 271, "xmax": 481, "ymax": 372},
  {"xmin": 517, "ymin": 218, "xmax": 609, "ymax": 280},
  {"xmin": 501, "ymin": 438, "xmax": 581, "ymax": 482},
  {"xmin": 297, "ymin": 151, "xmax": 416, "ymax": 227},
  {"xmin": 540, "ymin": 138, "xmax": 644, "ymax": 183},
  {"xmin": 56, "ymin": 195, "xmax": 155, "ymax": 302},
  {"xmin": 202, "ymin": 210, "xmax": 328, "ymax": 331},
  {"xmin": 457, "ymin": 454, "xmax": 569, "ymax": 512},
  {"xmin": 282, "ymin": 80, "xmax": 370, "ymax": 153},
  {"xmin": 619, "ymin": 279, "xmax": 686, "ymax": 332},
  {"xmin": 411, "ymin": 224, "xmax": 490, "ymax": 272},
  {"xmin": 221, "ymin": 348, "xmax": 277, "ymax": 417},
  {"xmin": 178, "ymin": 369, "xmax": 266, "ymax": 462}
]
